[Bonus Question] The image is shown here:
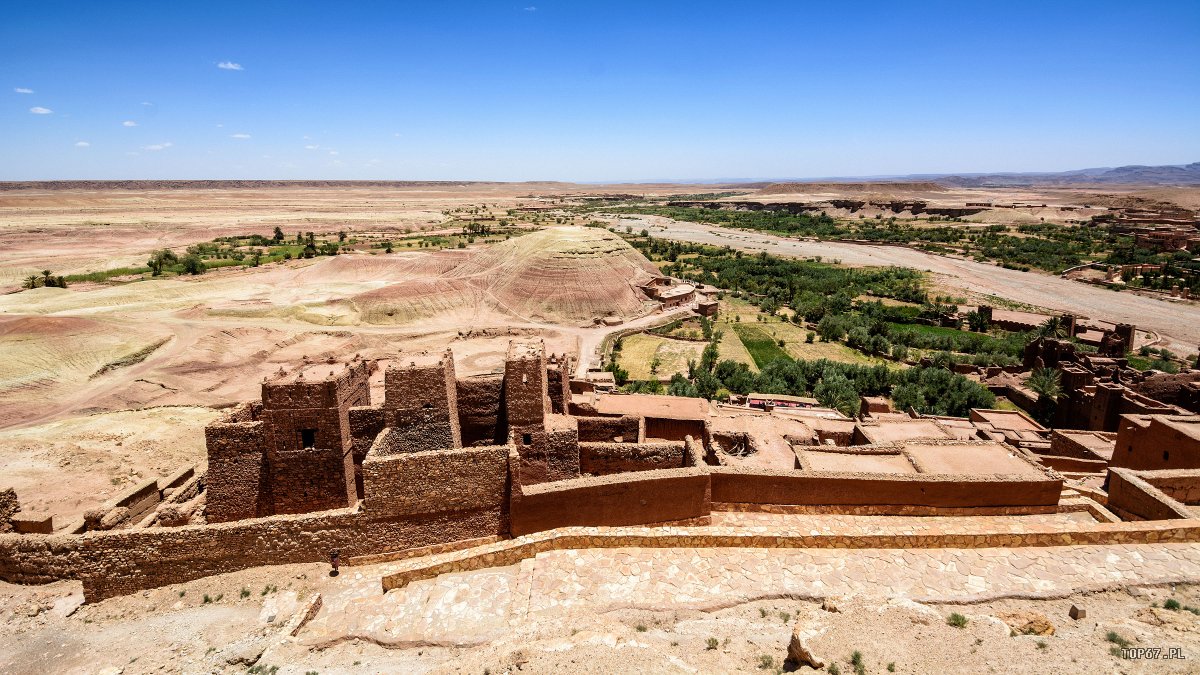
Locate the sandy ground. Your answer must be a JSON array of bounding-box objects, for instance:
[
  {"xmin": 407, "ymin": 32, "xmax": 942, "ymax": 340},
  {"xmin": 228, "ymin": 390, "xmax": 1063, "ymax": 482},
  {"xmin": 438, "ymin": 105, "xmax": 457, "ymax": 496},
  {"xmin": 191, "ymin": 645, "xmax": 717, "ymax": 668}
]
[{"xmin": 618, "ymin": 216, "xmax": 1200, "ymax": 356}]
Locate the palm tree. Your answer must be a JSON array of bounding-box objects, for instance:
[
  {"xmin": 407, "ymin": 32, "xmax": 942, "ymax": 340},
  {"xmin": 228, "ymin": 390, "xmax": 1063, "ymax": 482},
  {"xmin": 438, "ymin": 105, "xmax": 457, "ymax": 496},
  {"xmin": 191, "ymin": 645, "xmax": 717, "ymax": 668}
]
[
  {"xmin": 23, "ymin": 275, "xmax": 40, "ymax": 289},
  {"xmin": 1037, "ymin": 317, "xmax": 1067, "ymax": 339},
  {"xmin": 41, "ymin": 270, "xmax": 52, "ymax": 285},
  {"xmin": 1027, "ymin": 368, "xmax": 1062, "ymax": 425}
]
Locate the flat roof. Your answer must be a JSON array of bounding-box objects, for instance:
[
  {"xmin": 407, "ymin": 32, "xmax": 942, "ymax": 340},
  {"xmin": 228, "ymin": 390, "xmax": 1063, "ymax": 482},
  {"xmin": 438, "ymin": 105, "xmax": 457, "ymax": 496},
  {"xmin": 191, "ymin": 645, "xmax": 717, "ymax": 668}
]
[
  {"xmin": 593, "ymin": 393, "xmax": 710, "ymax": 420},
  {"xmin": 904, "ymin": 442, "xmax": 1044, "ymax": 477},
  {"xmin": 970, "ymin": 408, "xmax": 1046, "ymax": 432},
  {"xmin": 858, "ymin": 419, "xmax": 953, "ymax": 444},
  {"xmin": 748, "ymin": 392, "xmax": 819, "ymax": 404},
  {"xmin": 658, "ymin": 284, "xmax": 696, "ymax": 299},
  {"xmin": 802, "ymin": 450, "xmax": 918, "ymax": 474}
]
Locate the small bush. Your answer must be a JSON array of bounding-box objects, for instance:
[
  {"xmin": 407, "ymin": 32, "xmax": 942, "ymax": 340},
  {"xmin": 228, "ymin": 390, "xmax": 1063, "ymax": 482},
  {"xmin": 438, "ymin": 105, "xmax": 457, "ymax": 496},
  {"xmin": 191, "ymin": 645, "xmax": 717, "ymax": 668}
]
[
  {"xmin": 706, "ymin": 637, "xmax": 719, "ymax": 650},
  {"xmin": 1164, "ymin": 598, "xmax": 1181, "ymax": 610},
  {"xmin": 1037, "ymin": 640, "xmax": 1048, "ymax": 650},
  {"xmin": 887, "ymin": 663, "xmax": 896, "ymax": 672},
  {"xmin": 779, "ymin": 611, "xmax": 791, "ymax": 623},
  {"xmin": 240, "ymin": 587, "xmax": 251, "ymax": 599},
  {"xmin": 757, "ymin": 654, "xmax": 775, "ymax": 670},
  {"xmin": 202, "ymin": 594, "xmax": 212, "ymax": 604},
  {"xmin": 636, "ymin": 624, "xmax": 647, "ymax": 632},
  {"xmin": 759, "ymin": 608, "xmax": 768, "ymax": 618},
  {"xmin": 829, "ymin": 664, "xmax": 841, "ymax": 675},
  {"xmin": 1106, "ymin": 631, "xmax": 1131, "ymax": 648},
  {"xmin": 851, "ymin": 650, "xmax": 866, "ymax": 675},
  {"xmin": 947, "ymin": 613, "xmax": 968, "ymax": 628}
]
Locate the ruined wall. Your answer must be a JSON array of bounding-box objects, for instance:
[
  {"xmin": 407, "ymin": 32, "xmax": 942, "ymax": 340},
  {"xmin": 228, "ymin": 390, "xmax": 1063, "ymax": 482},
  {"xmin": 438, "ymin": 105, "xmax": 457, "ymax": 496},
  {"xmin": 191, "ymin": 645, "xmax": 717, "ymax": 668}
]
[
  {"xmin": 513, "ymin": 414, "xmax": 579, "ymax": 484},
  {"xmin": 510, "ymin": 464, "xmax": 710, "ymax": 536},
  {"xmin": 644, "ymin": 417, "xmax": 706, "ymax": 442},
  {"xmin": 383, "ymin": 352, "xmax": 462, "ymax": 451},
  {"xmin": 1138, "ymin": 469, "xmax": 1200, "ymax": 506},
  {"xmin": 576, "ymin": 415, "xmax": 641, "ymax": 443},
  {"xmin": 362, "ymin": 442, "xmax": 510, "ymax": 518},
  {"xmin": 348, "ymin": 406, "xmax": 388, "ymax": 496},
  {"xmin": 457, "ymin": 374, "xmax": 506, "ymax": 446},
  {"xmin": 1106, "ymin": 468, "xmax": 1193, "ymax": 521},
  {"xmin": 0, "ymin": 505, "xmax": 503, "ymax": 602},
  {"xmin": 204, "ymin": 402, "xmax": 271, "ymax": 523},
  {"xmin": 546, "ymin": 356, "xmax": 572, "ymax": 414},
  {"xmin": 0, "ymin": 488, "xmax": 19, "ymax": 533},
  {"xmin": 505, "ymin": 346, "xmax": 549, "ymax": 429},
  {"xmin": 710, "ymin": 468, "xmax": 1061, "ymax": 509},
  {"xmin": 580, "ymin": 442, "xmax": 686, "ymax": 475}
]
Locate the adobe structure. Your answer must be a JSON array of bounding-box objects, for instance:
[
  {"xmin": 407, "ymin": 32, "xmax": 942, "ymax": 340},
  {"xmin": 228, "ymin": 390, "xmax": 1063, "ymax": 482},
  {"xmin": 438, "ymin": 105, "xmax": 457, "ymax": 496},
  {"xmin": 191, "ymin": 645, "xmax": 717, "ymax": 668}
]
[{"xmin": 4, "ymin": 340, "xmax": 1200, "ymax": 607}]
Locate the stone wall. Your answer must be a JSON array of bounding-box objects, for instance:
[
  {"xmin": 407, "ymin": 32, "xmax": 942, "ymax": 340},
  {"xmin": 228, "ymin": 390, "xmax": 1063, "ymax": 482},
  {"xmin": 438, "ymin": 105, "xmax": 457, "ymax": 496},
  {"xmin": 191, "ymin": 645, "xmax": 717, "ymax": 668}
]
[
  {"xmin": 348, "ymin": 406, "xmax": 387, "ymax": 496},
  {"xmin": 204, "ymin": 402, "xmax": 271, "ymax": 523},
  {"xmin": 362, "ymin": 442, "xmax": 509, "ymax": 519},
  {"xmin": 1049, "ymin": 429, "xmax": 1115, "ymax": 460},
  {"xmin": 384, "ymin": 351, "xmax": 462, "ymax": 451},
  {"xmin": 1106, "ymin": 468, "xmax": 1193, "ymax": 521},
  {"xmin": 269, "ymin": 445, "xmax": 356, "ymax": 515},
  {"xmin": 576, "ymin": 415, "xmax": 641, "ymax": 443},
  {"xmin": 0, "ymin": 488, "xmax": 19, "ymax": 534},
  {"xmin": 580, "ymin": 441, "xmax": 686, "ymax": 475},
  {"xmin": 1138, "ymin": 469, "xmax": 1200, "ymax": 506},
  {"xmin": 0, "ymin": 505, "xmax": 503, "ymax": 602},
  {"xmin": 644, "ymin": 417, "xmax": 706, "ymax": 442},
  {"xmin": 513, "ymin": 414, "xmax": 579, "ymax": 484},
  {"xmin": 457, "ymin": 374, "xmax": 506, "ymax": 446},
  {"xmin": 1111, "ymin": 415, "xmax": 1200, "ymax": 471},
  {"xmin": 510, "ymin": 462, "xmax": 711, "ymax": 536}
]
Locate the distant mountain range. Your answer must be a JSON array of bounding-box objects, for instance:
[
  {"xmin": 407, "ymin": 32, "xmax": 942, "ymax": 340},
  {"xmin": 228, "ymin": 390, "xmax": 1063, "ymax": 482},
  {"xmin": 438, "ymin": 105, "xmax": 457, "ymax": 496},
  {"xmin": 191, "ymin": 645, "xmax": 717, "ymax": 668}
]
[
  {"xmin": 626, "ymin": 162, "xmax": 1200, "ymax": 187},
  {"xmin": 929, "ymin": 162, "xmax": 1200, "ymax": 187}
]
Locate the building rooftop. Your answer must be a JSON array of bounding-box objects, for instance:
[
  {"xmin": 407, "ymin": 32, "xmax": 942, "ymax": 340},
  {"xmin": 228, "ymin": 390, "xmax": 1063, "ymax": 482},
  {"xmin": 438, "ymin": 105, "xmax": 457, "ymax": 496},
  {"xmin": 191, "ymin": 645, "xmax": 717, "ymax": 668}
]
[
  {"xmin": 658, "ymin": 284, "xmax": 696, "ymax": 299},
  {"xmin": 593, "ymin": 393, "xmax": 710, "ymax": 420},
  {"xmin": 903, "ymin": 441, "xmax": 1044, "ymax": 477},
  {"xmin": 747, "ymin": 392, "xmax": 820, "ymax": 405},
  {"xmin": 969, "ymin": 408, "xmax": 1046, "ymax": 433},
  {"xmin": 268, "ymin": 361, "xmax": 354, "ymax": 385}
]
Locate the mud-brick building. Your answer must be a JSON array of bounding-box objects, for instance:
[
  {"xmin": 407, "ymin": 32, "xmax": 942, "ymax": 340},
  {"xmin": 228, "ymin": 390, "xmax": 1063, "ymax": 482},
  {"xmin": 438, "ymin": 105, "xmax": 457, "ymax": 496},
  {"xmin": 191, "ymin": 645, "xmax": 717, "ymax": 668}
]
[{"xmin": 205, "ymin": 360, "xmax": 370, "ymax": 523}]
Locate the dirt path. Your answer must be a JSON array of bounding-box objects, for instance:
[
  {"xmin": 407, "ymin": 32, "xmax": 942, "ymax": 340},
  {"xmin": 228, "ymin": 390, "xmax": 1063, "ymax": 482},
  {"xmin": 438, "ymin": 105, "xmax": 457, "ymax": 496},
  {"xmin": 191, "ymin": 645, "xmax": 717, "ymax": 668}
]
[{"xmin": 624, "ymin": 216, "xmax": 1200, "ymax": 354}]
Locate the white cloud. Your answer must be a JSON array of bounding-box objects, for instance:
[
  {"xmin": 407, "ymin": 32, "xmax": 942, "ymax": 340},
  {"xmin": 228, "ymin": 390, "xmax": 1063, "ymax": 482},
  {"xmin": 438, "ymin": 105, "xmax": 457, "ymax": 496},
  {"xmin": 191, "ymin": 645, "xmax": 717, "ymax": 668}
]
[
  {"xmin": 328, "ymin": 150, "xmax": 338, "ymax": 155},
  {"xmin": 524, "ymin": 6, "xmax": 537, "ymax": 11},
  {"xmin": 217, "ymin": 61, "xmax": 243, "ymax": 71},
  {"xmin": 230, "ymin": 133, "xmax": 251, "ymax": 139},
  {"xmin": 29, "ymin": 106, "xmax": 52, "ymax": 114},
  {"xmin": 142, "ymin": 142, "xmax": 173, "ymax": 151},
  {"xmin": 141, "ymin": 101, "xmax": 153, "ymax": 106},
  {"xmin": 122, "ymin": 120, "xmax": 138, "ymax": 127},
  {"xmin": 305, "ymin": 144, "xmax": 320, "ymax": 150},
  {"xmin": 15, "ymin": 87, "xmax": 34, "ymax": 94},
  {"xmin": 75, "ymin": 141, "xmax": 90, "ymax": 147}
]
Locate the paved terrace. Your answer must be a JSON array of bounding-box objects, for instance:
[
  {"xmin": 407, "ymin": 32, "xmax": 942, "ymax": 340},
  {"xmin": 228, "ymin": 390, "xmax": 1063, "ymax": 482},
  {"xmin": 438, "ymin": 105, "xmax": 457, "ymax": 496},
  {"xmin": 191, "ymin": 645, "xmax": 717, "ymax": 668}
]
[{"xmin": 304, "ymin": 536, "xmax": 1200, "ymax": 648}]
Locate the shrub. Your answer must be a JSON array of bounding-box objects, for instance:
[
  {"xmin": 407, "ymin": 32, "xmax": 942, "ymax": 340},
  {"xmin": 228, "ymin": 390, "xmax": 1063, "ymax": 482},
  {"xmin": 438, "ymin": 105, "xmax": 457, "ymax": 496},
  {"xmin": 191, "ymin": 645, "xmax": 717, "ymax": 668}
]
[
  {"xmin": 757, "ymin": 655, "xmax": 775, "ymax": 670},
  {"xmin": 947, "ymin": 613, "xmax": 968, "ymax": 628},
  {"xmin": 636, "ymin": 624, "xmax": 647, "ymax": 632},
  {"xmin": 706, "ymin": 637, "xmax": 719, "ymax": 650},
  {"xmin": 1164, "ymin": 598, "xmax": 1181, "ymax": 610}
]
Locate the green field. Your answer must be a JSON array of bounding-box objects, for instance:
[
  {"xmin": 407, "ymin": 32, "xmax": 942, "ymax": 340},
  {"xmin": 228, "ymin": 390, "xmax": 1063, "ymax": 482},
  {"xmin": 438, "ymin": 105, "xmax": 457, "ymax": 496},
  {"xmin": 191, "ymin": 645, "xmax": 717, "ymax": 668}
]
[{"xmin": 730, "ymin": 324, "xmax": 790, "ymax": 368}]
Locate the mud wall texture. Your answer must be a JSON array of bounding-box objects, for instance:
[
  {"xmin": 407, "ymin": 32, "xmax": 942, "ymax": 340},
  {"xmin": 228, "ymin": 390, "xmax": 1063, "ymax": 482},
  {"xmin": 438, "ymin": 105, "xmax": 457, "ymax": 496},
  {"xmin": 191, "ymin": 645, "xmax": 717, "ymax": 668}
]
[
  {"xmin": 1106, "ymin": 468, "xmax": 1193, "ymax": 521},
  {"xmin": 362, "ymin": 444, "xmax": 509, "ymax": 518},
  {"xmin": 204, "ymin": 403, "xmax": 271, "ymax": 523},
  {"xmin": 576, "ymin": 415, "xmax": 641, "ymax": 443},
  {"xmin": 579, "ymin": 442, "xmax": 686, "ymax": 475},
  {"xmin": 0, "ymin": 506, "xmax": 503, "ymax": 602},
  {"xmin": 457, "ymin": 375, "xmax": 506, "ymax": 446},
  {"xmin": 644, "ymin": 417, "xmax": 706, "ymax": 442},
  {"xmin": 510, "ymin": 466, "xmax": 710, "ymax": 536},
  {"xmin": 0, "ymin": 488, "xmax": 19, "ymax": 533},
  {"xmin": 710, "ymin": 468, "xmax": 1062, "ymax": 509},
  {"xmin": 1136, "ymin": 469, "xmax": 1200, "ymax": 506},
  {"xmin": 384, "ymin": 356, "xmax": 462, "ymax": 451},
  {"xmin": 1111, "ymin": 416, "xmax": 1200, "ymax": 471}
]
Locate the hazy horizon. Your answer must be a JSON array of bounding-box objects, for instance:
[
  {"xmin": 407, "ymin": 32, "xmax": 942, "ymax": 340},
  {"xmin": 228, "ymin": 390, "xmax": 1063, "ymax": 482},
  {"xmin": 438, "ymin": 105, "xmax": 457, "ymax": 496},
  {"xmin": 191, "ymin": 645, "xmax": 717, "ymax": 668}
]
[{"xmin": 4, "ymin": 0, "xmax": 1199, "ymax": 181}]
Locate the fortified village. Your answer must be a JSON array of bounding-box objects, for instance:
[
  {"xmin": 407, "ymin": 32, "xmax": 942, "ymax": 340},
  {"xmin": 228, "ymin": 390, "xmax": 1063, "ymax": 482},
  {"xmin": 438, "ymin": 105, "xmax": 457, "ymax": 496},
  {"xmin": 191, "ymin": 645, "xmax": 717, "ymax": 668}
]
[{"xmin": 3, "ymin": 291, "xmax": 1200, "ymax": 606}]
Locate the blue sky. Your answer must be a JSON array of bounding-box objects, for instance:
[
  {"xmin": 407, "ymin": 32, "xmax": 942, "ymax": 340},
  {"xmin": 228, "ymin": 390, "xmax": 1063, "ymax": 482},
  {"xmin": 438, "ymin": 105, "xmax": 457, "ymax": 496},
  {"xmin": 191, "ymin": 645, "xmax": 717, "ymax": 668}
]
[{"xmin": 3, "ymin": 0, "xmax": 1198, "ymax": 181}]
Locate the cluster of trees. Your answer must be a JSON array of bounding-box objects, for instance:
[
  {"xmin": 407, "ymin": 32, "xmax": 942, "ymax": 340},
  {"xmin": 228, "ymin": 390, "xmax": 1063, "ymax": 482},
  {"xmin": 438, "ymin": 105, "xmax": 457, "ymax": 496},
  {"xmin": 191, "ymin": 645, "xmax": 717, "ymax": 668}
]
[
  {"xmin": 665, "ymin": 355, "xmax": 994, "ymax": 418},
  {"xmin": 633, "ymin": 238, "xmax": 928, "ymax": 310},
  {"xmin": 597, "ymin": 204, "xmax": 1138, "ymax": 273},
  {"xmin": 22, "ymin": 270, "xmax": 68, "ymax": 289},
  {"xmin": 147, "ymin": 249, "xmax": 205, "ymax": 276}
]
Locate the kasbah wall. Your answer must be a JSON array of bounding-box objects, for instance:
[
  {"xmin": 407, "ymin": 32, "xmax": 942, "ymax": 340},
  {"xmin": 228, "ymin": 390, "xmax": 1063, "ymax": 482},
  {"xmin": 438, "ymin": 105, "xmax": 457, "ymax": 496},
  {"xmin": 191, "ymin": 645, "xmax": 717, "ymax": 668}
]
[{"xmin": 7, "ymin": 339, "xmax": 1198, "ymax": 604}]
